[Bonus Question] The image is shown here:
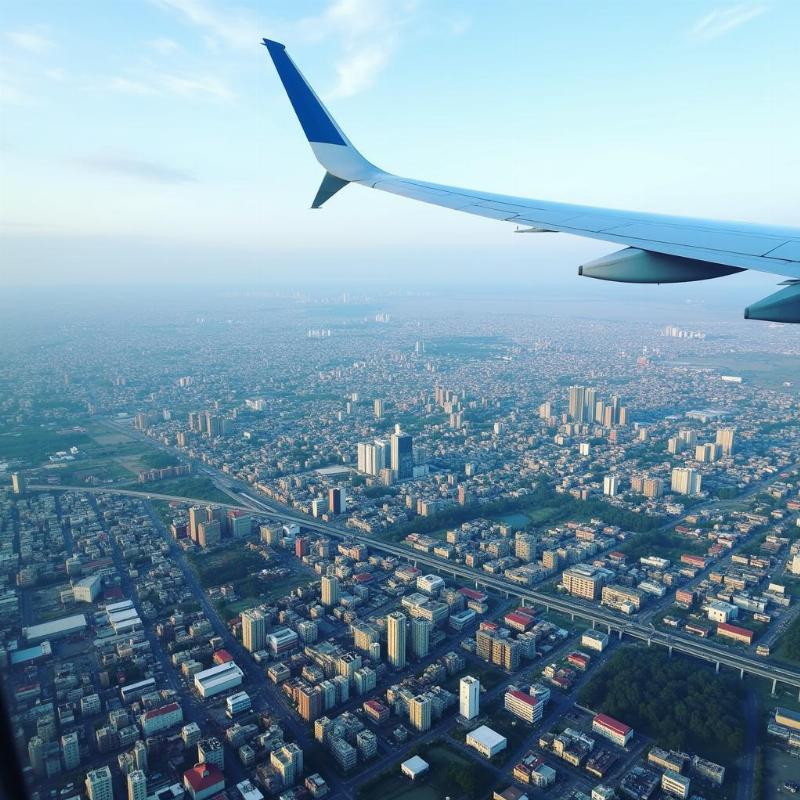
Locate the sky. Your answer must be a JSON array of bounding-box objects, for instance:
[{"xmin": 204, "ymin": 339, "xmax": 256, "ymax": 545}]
[{"xmin": 1, "ymin": 0, "xmax": 799, "ymax": 301}]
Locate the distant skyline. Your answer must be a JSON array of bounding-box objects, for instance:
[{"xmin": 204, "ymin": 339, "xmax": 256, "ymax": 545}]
[{"xmin": 1, "ymin": 1, "xmax": 798, "ymax": 289}]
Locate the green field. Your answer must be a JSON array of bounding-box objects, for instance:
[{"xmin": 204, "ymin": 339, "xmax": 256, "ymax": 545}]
[
  {"xmin": 188, "ymin": 547, "xmax": 268, "ymax": 588},
  {"xmin": 137, "ymin": 475, "xmax": 231, "ymax": 504},
  {"xmin": 444, "ymin": 662, "xmax": 507, "ymax": 693},
  {"xmin": 356, "ymin": 741, "xmax": 496, "ymax": 800}
]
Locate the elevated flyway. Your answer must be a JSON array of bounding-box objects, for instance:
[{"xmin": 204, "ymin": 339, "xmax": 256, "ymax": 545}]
[{"xmin": 27, "ymin": 483, "xmax": 800, "ymax": 695}]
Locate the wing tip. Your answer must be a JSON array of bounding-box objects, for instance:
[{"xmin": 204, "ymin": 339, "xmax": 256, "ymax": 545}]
[{"xmin": 262, "ymin": 38, "xmax": 285, "ymax": 53}]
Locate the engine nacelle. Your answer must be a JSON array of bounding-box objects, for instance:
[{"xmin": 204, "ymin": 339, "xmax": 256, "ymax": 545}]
[
  {"xmin": 744, "ymin": 282, "xmax": 800, "ymax": 323},
  {"xmin": 578, "ymin": 248, "xmax": 744, "ymax": 284}
]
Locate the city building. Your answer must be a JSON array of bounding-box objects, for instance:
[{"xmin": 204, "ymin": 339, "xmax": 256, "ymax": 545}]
[
  {"xmin": 241, "ymin": 608, "xmax": 267, "ymax": 652},
  {"xmin": 662, "ymin": 770, "xmax": 691, "ymax": 799},
  {"xmin": 409, "ymin": 694, "xmax": 431, "ymax": 732},
  {"xmin": 127, "ymin": 770, "xmax": 147, "ymax": 800},
  {"xmin": 561, "ymin": 565, "xmax": 605, "ymax": 600},
  {"xmin": 321, "ymin": 575, "xmax": 340, "ymax": 607},
  {"xmin": 411, "ymin": 618, "xmax": 430, "ymax": 658},
  {"xmin": 592, "ymin": 713, "xmax": 633, "ymax": 747},
  {"xmin": 328, "ymin": 487, "xmax": 346, "ymax": 515},
  {"xmin": 391, "ymin": 426, "xmax": 414, "ymax": 480},
  {"xmin": 85, "ymin": 766, "xmax": 114, "ymax": 800},
  {"xmin": 61, "ymin": 731, "xmax": 80, "ymax": 771},
  {"xmin": 671, "ymin": 467, "xmax": 702, "ymax": 496},
  {"xmin": 183, "ymin": 764, "xmax": 225, "ymax": 800},
  {"xmin": 387, "ymin": 611, "xmax": 407, "ymax": 668},
  {"xmin": 194, "ymin": 662, "xmax": 244, "ymax": 698},
  {"xmin": 466, "ymin": 725, "xmax": 507, "ymax": 758},
  {"xmin": 460, "ymin": 676, "xmax": 480, "ymax": 720}
]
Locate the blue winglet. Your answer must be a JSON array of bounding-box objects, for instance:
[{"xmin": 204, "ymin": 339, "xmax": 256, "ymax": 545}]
[{"xmin": 263, "ymin": 39, "xmax": 346, "ymax": 146}]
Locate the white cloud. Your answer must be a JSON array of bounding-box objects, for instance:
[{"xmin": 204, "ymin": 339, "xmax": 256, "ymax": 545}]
[
  {"xmin": 149, "ymin": 0, "xmax": 266, "ymax": 49},
  {"xmin": 151, "ymin": 0, "xmax": 418, "ymax": 98},
  {"xmin": 109, "ymin": 71, "xmax": 233, "ymax": 100},
  {"xmin": 148, "ymin": 36, "xmax": 181, "ymax": 55},
  {"xmin": 300, "ymin": 0, "xmax": 418, "ymax": 98},
  {"xmin": 4, "ymin": 29, "xmax": 53, "ymax": 54},
  {"xmin": 688, "ymin": 3, "xmax": 767, "ymax": 42}
]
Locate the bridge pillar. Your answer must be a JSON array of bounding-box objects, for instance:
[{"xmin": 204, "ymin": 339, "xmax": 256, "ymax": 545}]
[
  {"xmin": 591, "ymin": 619, "xmax": 596, "ymax": 630},
  {"xmin": 715, "ymin": 662, "xmax": 720, "ymax": 673},
  {"xmin": 618, "ymin": 629, "xmax": 622, "ymax": 640},
  {"xmin": 772, "ymin": 678, "xmax": 777, "ymax": 696},
  {"xmin": 668, "ymin": 645, "xmax": 672, "ymax": 657},
  {"xmin": 607, "ymin": 623, "xmax": 612, "ymax": 634},
  {"xmin": 740, "ymin": 667, "xmax": 744, "ymax": 679},
  {"xmin": 570, "ymin": 613, "xmax": 575, "ymax": 622},
  {"xmin": 545, "ymin": 604, "xmax": 550, "ymax": 613},
  {"xmin": 475, "ymin": 579, "xmax": 479, "ymax": 589},
  {"xmin": 505, "ymin": 591, "xmax": 509, "ymax": 599}
]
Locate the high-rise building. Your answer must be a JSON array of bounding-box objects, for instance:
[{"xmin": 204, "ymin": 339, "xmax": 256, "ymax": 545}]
[
  {"xmin": 11, "ymin": 472, "xmax": 26, "ymax": 495},
  {"xmin": 460, "ymin": 676, "xmax": 480, "ymax": 720},
  {"xmin": 127, "ymin": 770, "xmax": 147, "ymax": 800},
  {"xmin": 671, "ymin": 467, "xmax": 702, "ymax": 496},
  {"xmin": 643, "ymin": 477, "xmax": 664, "ymax": 499},
  {"xmin": 271, "ymin": 743, "xmax": 303, "ymax": 787},
  {"xmin": 61, "ymin": 731, "xmax": 80, "ymax": 771},
  {"xmin": 409, "ymin": 695, "xmax": 432, "ymax": 732},
  {"xmin": 515, "ymin": 534, "xmax": 537, "ymax": 562},
  {"xmin": 716, "ymin": 428, "xmax": 735, "ymax": 456},
  {"xmin": 321, "ymin": 575, "xmax": 340, "ymax": 607},
  {"xmin": 386, "ymin": 611, "xmax": 407, "ymax": 668},
  {"xmin": 561, "ymin": 565, "xmax": 605, "ymax": 600},
  {"xmin": 568, "ymin": 386, "xmax": 586, "ymax": 422},
  {"xmin": 603, "ymin": 475, "xmax": 620, "ymax": 496},
  {"xmin": 241, "ymin": 608, "xmax": 267, "ymax": 652},
  {"xmin": 373, "ymin": 398, "xmax": 384, "ymax": 418},
  {"xmin": 328, "ymin": 487, "xmax": 346, "ymax": 515},
  {"xmin": 188, "ymin": 506, "xmax": 204, "ymax": 541},
  {"xmin": 390, "ymin": 426, "xmax": 414, "ymax": 480},
  {"xmin": 85, "ymin": 766, "xmax": 114, "ymax": 800},
  {"xmin": 133, "ymin": 741, "xmax": 148, "ymax": 772},
  {"xmin": 410, "ymin": 618, "xmax": 430, "ymax": 659}
]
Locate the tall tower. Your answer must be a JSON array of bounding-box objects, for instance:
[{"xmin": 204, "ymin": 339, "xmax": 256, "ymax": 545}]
[
  {"xmin": 386, "ymin": 611, "xmax": 407, "ymax": 668},
  {"xmin": 409, "ymin": 695, "xmax": 432, "ymax": 731},
  {"xmin": 568, "ymin": 386, "xmax": 586, "ymax": 422},
  {"xmin": 390, "ymin": 426, "xmax": 414, "ymax": 480},
  {"xmin": 321, "ymin": 575, "xmax": 340, "ymax": 607},
  {"xmin": 241, "ymin": 608, "xmax": 267, "ymax": 653},
  {"xmin": 410, "ymin": 618, "xmax": 430, "ymax": 659},
  {"xmin": 11, "ymin": 472, "xmax": 26, "ymax": 495},
  {"xmin": 716, "ymin": 428, "xmax": 735, "ymax": 456},
  {"xmin": 459, "ymin": 676, "xmax": 480, "ymax": 720}
]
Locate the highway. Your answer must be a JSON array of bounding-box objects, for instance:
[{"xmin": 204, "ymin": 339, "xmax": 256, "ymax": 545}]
[{"xmin": 28, "ymin": 480, "xmax": 800, "ymax": 697}]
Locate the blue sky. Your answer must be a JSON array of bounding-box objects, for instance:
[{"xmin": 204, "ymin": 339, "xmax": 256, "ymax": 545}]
[{"xmin": 1, "ymin": 0, "xmax": 798, "ymax": 295}]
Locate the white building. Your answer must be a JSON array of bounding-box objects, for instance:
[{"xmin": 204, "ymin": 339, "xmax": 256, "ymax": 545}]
[
  {"xmin": 581, "ymin": 630, "xmax": 609, "ymax": 652},
  {"xmin": 416, "ymin": 574, "xmax": 445, "ymax": 595},
  {"xmin": 708, "ymin": 600, "xmax": 738, "ymax": 624},
  {"xmin": 603, "ymin": 475, "xmax": 620, "ymax": 497},
  {"xmin": 127, "ymin": 769, "xmax": 147, "ymax": 800},
  {"xmin": 459, "ymin": 676, "xmax": 480, "ymax": 720},
  {"xmin": 671, "ymin": 467, "xmax": 702, "ymax": 496},
  {"xmin": 194, "ymin": 662, "xmax": 244, "ymax": 698},
  {"xmin": 140, "ymin": 701, "xmax": 183, "ymax": 736},
  {"xmin": 85, "ymin": 766, "xmax": 113, "ymax": 800},
  {"xmin": 73, "ymin": 574, "xmax": 102, "ymax": 603},
  {"xmin": 226, "ymin": 691, "xmax": 251, "ymax": 716},
  {"xmin": 466, "ymin": 725, "xmax": 507, "ymax": 758}
]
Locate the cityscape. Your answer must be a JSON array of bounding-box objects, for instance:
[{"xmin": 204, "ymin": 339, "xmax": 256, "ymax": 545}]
[
  {"xmin": 2, "ymin": 289, "xmax": 800, "ymax": 800},
  {"xmin": 2, "ymin": 2, "xmax": 800, "ymax": 800}
]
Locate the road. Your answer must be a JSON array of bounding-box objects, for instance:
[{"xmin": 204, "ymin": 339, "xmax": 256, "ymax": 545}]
[{"xmin": 27, "ymin": 480, "xmax": 800, "ymax": 697}]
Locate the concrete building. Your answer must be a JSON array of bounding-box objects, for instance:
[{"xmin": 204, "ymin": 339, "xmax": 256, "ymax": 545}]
[
  {"xmin": 409, "ymin": 695, "xmax": 431, "ymax": 732},
  {"xmin": 561, "ymin": 565, "xmax": 605, "ymax": 600},
  {"xmin": 127, "ymin": 770, "xmax": 147, "ymax": 800},
  {"xmin": 671, "ymin": 467, "xmax": 702, "ymax": 496},
  {"xmin": 466, "ymin": 725, "xmax": 507, "ymax": 758},
  {"xmin": 592, "ymin": 713, "xmax": 633, "ymax": 747},
  {"xmin": 410, "ymin": 618, "xmax": 431, "ymax": 659},
  {"xmin": 241, "ymin": 608, "xmax": 267, "ymax": 652},
  {"xmin": 85, "ymin": 766, "xmax": 114, "ymax": 800},
  {"xmin": 460, "ymin": 676, "xmax": 480, "ymax": 720},
  {"xmin": 662, "ymin": 769, "xmax": 691, "ymax": 799},
  {"xmin": 194, "ymin": 662, "xmax": 244, "ymax": 698},
  {"xmin": 387, "ymin": 611, "xmax": 407, "ymax": 669},
  {"xmin": 61, "ymin": 731, "xmax": 80, "ymax": 770},
  {"xmin": 321, "ymin": 575, "xmax": 340, "ymax": 607},
  {"xmin": 183, "ymin": 764, "xmax": 224, "ymax": 800}
]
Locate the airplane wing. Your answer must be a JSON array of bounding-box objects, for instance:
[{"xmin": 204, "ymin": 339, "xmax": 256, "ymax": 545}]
[{"xmin": 263, "ymin": 39, "xmax": 800, "ymax": 322}]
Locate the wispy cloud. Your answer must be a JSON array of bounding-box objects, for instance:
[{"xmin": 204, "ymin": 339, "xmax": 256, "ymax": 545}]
[
  {"xmin": 147, "ymin": 36, "xmax": 181, "ymax": 55},
  {"xmin": 151, "ymin": 0, "xmax": 418, "ymax": 98},
  {"xmin": 109, "ymin": 71, "xmax": 233, "ymax": 100},
  {"xmin": 4, "ymin": 28, "xmax": 53, "ymax": 54},
  {"xmin": 300, "ymin": 0, "xmax": 418, "ymax": 99},
  {"xmin": 688, "ymin": 3, "xmax": 767, "ymax": 42},
  {"xmin": 73, "ymin": 154, "xmax": 196, "ymax": 184},
  {"xmin": 149, "ymin": 0, "xmax": 265, "ymax": 49}
]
